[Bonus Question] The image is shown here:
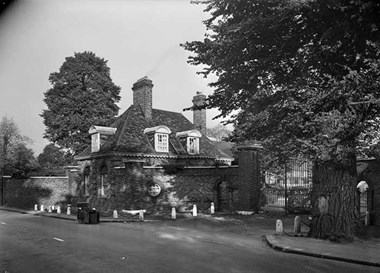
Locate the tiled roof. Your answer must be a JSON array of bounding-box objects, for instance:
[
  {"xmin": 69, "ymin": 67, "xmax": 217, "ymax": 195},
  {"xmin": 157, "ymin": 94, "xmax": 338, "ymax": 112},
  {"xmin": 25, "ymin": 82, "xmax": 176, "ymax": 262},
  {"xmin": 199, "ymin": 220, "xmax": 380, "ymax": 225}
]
[{"xmin": 76, "ymin": 105, "xmax": 229, "ymax": 160}]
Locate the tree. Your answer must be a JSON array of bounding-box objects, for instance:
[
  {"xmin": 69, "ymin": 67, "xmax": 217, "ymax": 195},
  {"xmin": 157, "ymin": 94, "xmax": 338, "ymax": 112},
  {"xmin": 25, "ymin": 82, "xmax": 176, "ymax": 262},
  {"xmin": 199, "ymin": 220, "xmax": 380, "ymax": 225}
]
[
  {"xmin": 206, "ymin": 124, "xmax": 231, "ymax": 141},
  {"xmin": 0, "ymin": 116, "xmax": 37, "ymax": 177},
  {"xmin": 37, "ymin": 143, "xmax": 72, "ymax": 176},
  {"xmin": 182, "ymin": 0, "xmax": 380, "ymax": 239},
  {"xmin": 41, "ymin": 51, "xmax": 121, "ymax": 155}
]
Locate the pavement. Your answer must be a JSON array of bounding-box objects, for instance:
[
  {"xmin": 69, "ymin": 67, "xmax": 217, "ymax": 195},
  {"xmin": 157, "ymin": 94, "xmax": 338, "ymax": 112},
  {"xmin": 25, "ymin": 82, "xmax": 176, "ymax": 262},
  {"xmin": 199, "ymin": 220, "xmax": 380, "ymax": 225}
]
[{"xmin": 1, "ymin": 206, "xmax": 380, "ymax": 268}]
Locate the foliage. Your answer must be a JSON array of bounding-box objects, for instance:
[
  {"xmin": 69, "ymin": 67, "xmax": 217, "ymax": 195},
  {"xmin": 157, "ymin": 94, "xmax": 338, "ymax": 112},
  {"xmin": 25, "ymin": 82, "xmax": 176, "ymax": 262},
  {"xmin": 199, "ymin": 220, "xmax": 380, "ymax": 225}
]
[
  {"xmin": 0, "ymin": 116, "xmax": 38, "ymax": 177},
  {"xmin": 206, "ymin": 124, "xmax": 231, "ymax": 141},
  {"xmin": 37, "ymin": 143, "xmax": 74, "ymax": 175},
  {"xmin": 41, "ymin": 51, "xmax": 121, "ymax": 155},
  {"xmin": 182, "ymin": 0, "xmax": 380, "ymax": 239},
  {"xmin": 182, "ymin": 0, "xmax": 380, "ymax": 164}
]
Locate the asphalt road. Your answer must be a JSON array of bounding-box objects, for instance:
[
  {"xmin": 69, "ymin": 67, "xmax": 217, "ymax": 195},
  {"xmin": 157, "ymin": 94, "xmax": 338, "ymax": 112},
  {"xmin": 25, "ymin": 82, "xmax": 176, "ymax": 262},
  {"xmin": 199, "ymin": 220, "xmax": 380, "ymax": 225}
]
[{"xmin": 0, "ymin": 210, "xmax": 378, "ymax": 273}]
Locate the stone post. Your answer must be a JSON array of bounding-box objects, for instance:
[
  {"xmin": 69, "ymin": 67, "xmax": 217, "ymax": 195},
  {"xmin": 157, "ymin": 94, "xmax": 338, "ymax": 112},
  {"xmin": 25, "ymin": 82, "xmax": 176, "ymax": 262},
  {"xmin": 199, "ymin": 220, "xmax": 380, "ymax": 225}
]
[
  {"xmin": 276, "ymin": 219, "xmax": 284, "ymax": 234},
  {"xmin": 171, "ymin": 207, "xmax": 176, "ymax": 220},
  {"xmin": 236, "ymin": 144, "xmax": 263, "ymax": 211},
  {"xmin": 294, "ymin": 215, "xmax": 301, "ymax": 233},
  {"xmin": 192, "ymin": 204, "xmax": 197, "ymax": 216},
  {"xmin": 113, "ymin": 210, "xmax": 118, "ymax": 219},
  {"xmin": 210, "ymin": 202, "xmax": 215, "ymax": 215}
]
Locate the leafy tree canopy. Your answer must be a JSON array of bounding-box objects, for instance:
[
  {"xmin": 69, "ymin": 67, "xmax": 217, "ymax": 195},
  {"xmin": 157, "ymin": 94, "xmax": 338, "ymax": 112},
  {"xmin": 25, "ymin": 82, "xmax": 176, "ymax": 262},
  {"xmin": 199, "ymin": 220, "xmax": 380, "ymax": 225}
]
[
  {"xmin": 182, "ymin": 0, "xmax": 380, "ymax": 166},
  {"xmin": 183, "ymin": 0, "xmax": 380, "ymax": 239},
  {"xmin": 41, "ymin": 51, "xmax": 121, "ymax": 155},
  {"xmin": 0, "ymin": 116, "xmax": 37, "ymax": 177},
  {"xmin": 37, "ymin": 143, "xmax": 73, "ymax": 176}
]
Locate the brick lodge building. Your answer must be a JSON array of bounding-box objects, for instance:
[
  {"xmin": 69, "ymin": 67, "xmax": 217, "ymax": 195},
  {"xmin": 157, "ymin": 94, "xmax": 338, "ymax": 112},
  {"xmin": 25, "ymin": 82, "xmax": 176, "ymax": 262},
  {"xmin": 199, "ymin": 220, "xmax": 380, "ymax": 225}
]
[{"xmin": 74, "ymin": 77, "xmax": 262, "ymax": 213}]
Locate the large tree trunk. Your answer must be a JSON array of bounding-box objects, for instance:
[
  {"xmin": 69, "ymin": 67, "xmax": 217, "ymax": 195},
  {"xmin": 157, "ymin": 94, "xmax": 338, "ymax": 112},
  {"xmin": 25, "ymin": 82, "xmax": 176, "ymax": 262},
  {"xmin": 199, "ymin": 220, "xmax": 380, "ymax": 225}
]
[{"xmin": 309, "ymin": 158, "xmax": 358, "ymax": 240}]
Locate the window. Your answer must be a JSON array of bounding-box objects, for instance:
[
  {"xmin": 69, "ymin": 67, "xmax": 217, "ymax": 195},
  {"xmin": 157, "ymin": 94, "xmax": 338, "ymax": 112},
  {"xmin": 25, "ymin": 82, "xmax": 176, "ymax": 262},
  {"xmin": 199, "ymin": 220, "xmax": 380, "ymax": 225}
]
[
  {"xmin": 188, "ymin": 137, "xmax": 199, "ymax": 155},
  {"xmin": 144, "ymin": 125, "xmax": 171, "ymax": 153},
  {"xmin": 176, "ymin": 130, "xmax": 202, "ymax": 155},
  {"xmin": 156, "ymin": 133, "xmax": 169, "ymax": 152},
  {"xmin": 84, "ymin": 175, "xmax": 89, "ymax": 195},
  {"xmin": 147, "ymin": 183, "xmax": 161, "ymax": 197},
  {"xmin": 84, "ymin": 167, "xmax": 90, "ymax": 196},
  {"xmin": 99, "ymin": 165, "xmax": 107, "ymax": 197}
]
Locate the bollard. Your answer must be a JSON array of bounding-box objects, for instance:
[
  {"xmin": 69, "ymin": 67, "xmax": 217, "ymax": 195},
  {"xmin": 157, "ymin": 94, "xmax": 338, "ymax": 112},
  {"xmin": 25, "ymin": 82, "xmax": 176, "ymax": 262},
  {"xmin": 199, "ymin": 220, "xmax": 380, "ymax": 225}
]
[
  {"xmin": 57, "ymin": 206, "xmax": 61, "ymax": 214},
  {"xmin": 34, "ymin": 204, "xmax": 38, "ymax": 211},
  {"xmin": 48, "ymin": 206, "xmax": 52, "ymax": 213},
  {"xmin": 52, "ymin": 205, "xmax": 55, "ymax": 211},
  {"xmin": 113, "ymin": 210, "xmax": 118, "ymax": 219},
  {"xmin": 294, "ymin": 216, "xmax": 301, "ymax": 234},
  {"xmin": 365, "ymin": 211, "xmax": 370, "ymax": 226},
  {"xmin": 276, "ymin": 219, "xmax": 284, "ymax": 234},
  {"xmin": 171, "ymin": 207, "xmax": 176, "ymax": 220},
  {"xmin": 192, "ymin": 204, "xmax": 197, "ymax": 217},
  {"xmin": 210, "ymin": 202, "xmax": 215, "ymax": 215},
  {"xmin": 67, "ymin": 206, "xmax": 71, "ymax": 215},
  {"xmin": 40, "ymin": 204, "xmax": 44, "ymax": 212},
  {"xmin": 139, "ymin": 210, "xmax": 144, "ymax": 221}
]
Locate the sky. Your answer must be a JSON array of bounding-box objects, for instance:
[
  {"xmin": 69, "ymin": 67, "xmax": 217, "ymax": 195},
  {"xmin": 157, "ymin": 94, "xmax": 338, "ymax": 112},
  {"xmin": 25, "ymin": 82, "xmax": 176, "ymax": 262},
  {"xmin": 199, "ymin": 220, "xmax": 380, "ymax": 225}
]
[{"xmin": 0, "ymin": 0, "xmax": 226, "ymax": 155}]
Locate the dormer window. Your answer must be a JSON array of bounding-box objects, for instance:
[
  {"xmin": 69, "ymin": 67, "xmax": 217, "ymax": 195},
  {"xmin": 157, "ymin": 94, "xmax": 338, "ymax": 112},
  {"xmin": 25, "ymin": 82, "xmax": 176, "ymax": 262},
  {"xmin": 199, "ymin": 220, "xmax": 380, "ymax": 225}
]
[
  {"xmin": 144, "ymin": 125, "xmax": 171, "ymax": 153},
  {"xmin": 89, "ymin": 126, "xmax": 117, "ymax": 153},
  {"xmin": 176, "ymin": 130, "xmax": 202, "ymax": 155}
]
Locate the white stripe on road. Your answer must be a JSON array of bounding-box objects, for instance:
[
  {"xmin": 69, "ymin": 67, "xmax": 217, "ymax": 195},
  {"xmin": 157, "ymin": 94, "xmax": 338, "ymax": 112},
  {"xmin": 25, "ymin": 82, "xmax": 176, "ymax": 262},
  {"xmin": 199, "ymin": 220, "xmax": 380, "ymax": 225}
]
[{"xmin": 53, "ymin": 237, "xmax": 64, "ymax": 242}]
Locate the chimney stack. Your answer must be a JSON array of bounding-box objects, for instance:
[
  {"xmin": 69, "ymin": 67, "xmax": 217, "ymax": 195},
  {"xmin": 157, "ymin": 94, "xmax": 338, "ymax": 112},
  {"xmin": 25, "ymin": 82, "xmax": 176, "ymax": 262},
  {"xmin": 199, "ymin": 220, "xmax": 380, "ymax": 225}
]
[
  {"xmin": 132, "ymin": 76, "xmax": 153, "ymax": 120},
  {"xmin": 192, "ymin": 91, "xmax": 206, "ymax": 135}
]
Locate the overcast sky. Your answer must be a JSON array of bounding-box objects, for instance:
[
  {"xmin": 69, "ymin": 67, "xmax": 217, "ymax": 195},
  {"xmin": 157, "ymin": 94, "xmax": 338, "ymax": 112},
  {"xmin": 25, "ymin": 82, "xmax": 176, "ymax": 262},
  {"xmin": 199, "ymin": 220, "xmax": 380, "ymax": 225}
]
[{"xmin": 0, "ymin": 0, "xmax": 225, "ymax": 155}]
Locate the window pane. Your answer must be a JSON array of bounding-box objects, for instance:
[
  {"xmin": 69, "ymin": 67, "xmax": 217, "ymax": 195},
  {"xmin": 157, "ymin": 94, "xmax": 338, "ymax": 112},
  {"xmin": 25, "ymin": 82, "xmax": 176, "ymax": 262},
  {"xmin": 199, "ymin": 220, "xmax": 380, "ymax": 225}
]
[{"xmin": 156, "ymin": 133, "xmax": 168, "ymax": 152}]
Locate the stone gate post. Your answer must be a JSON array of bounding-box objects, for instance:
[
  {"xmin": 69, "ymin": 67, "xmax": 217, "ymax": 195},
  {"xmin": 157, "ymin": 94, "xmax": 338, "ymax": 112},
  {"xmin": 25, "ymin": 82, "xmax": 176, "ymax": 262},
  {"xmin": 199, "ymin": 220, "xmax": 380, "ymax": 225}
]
[{"xmin": 236, "ymin": 144, "xmax": 263, "ymax": 212}]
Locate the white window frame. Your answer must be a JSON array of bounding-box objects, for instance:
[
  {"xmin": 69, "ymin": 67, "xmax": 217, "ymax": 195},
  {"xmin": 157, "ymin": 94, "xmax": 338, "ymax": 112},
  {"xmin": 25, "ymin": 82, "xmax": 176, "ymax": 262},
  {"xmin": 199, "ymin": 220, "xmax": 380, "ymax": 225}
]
[
  {"xmin": 187, "ymin": 137, "xmax": 199, "ymax": 155},
  {"xmin": 176, "ymin": 130, "xmax": 202, "ymax": 155},
  {"xmin": 100, "ymin": 173, "xmax": 106, "ymax": 197},
  {"xmin": 155, "ymin": 133, "xmax": 169, "ymax": 153},
  {"xmin": 144, "ymin": 125, "xmax": 171, "ymax": 153}
]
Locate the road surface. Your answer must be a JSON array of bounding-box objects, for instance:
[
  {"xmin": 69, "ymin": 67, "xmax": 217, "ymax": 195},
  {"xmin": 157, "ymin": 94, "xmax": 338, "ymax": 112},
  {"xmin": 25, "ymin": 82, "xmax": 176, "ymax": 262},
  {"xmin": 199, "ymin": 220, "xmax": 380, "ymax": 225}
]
[{"xmin": 0, "ymin": 210, "xmax": 377, "ymax": 273}]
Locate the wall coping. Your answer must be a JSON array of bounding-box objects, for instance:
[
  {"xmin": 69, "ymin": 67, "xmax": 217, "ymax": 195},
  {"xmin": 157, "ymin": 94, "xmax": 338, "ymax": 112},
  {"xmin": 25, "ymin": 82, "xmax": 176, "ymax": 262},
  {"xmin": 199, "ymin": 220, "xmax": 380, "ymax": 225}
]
[{"xmin": 237, "ymin": 144, "xmax": 263, "ymax": 150}]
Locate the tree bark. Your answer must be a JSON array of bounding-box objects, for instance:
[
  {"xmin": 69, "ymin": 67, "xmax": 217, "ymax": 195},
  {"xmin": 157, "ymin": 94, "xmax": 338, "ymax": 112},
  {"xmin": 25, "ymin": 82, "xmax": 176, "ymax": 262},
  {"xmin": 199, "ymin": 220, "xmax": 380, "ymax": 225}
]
[{"xmin": 309, "ymin": 158, "xmax": 358, "ymax": 240}]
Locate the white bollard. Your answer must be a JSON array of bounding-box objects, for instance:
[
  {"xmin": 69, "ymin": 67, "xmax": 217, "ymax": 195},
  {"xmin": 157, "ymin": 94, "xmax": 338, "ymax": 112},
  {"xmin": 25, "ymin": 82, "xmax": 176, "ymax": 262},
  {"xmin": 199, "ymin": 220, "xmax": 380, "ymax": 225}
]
[
  {"xmin": 57, "ymin": 206, "xmax": 61, "ymax": 214},
  {"xmin": 276, "ymin": 219, "xmax": 284, "ymax": 234},
  {"xmin": 192, "ymin": 204, "xmax": 197, "ymax": 217},
  {"xmin": 210, "ymin": 202, "xmax": 215, "ymax": 215},
  {"xmin": 67, "ymin": 206, "xmax": 71, "ymax": 215},
  {"xmin": 171, "ymin": 207, "xmax": 176, "ymax": 220},
  {"xmin": 40, "ymin": 204, "xmax": 44, "ymax": 212},
  {"xmin": 113, "ymin": 210, "xmax": 118, "ymax": 219},
  {"xmin": 48, "ymin": 206, "xmax": 52, "ymax": 213},
  {"xmin": 294, "ymin": 216, "xmax": 301, "ymax": 234},
  {"xmin": 52, "ymin": 205, "xmax": 55, "ymax": 211},
  {"xmin": 34, "ymin": 204, "xmax": 38, "ymax": 211},
  {"xmin": 139, "ymin": 210, "xmax": 144, "ymax": 221}
]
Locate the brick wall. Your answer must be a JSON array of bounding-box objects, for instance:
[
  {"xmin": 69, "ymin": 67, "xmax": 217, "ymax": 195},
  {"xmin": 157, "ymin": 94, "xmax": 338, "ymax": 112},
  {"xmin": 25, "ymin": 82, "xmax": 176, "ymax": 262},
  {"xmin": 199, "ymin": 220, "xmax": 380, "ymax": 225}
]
[
  {"xmin": 79, "ymin": 160, "xmax": 239, "ymax": 213},
  {"xmin": 3, "ymin": 177, "xmax": 76, "ymax": 210}
]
